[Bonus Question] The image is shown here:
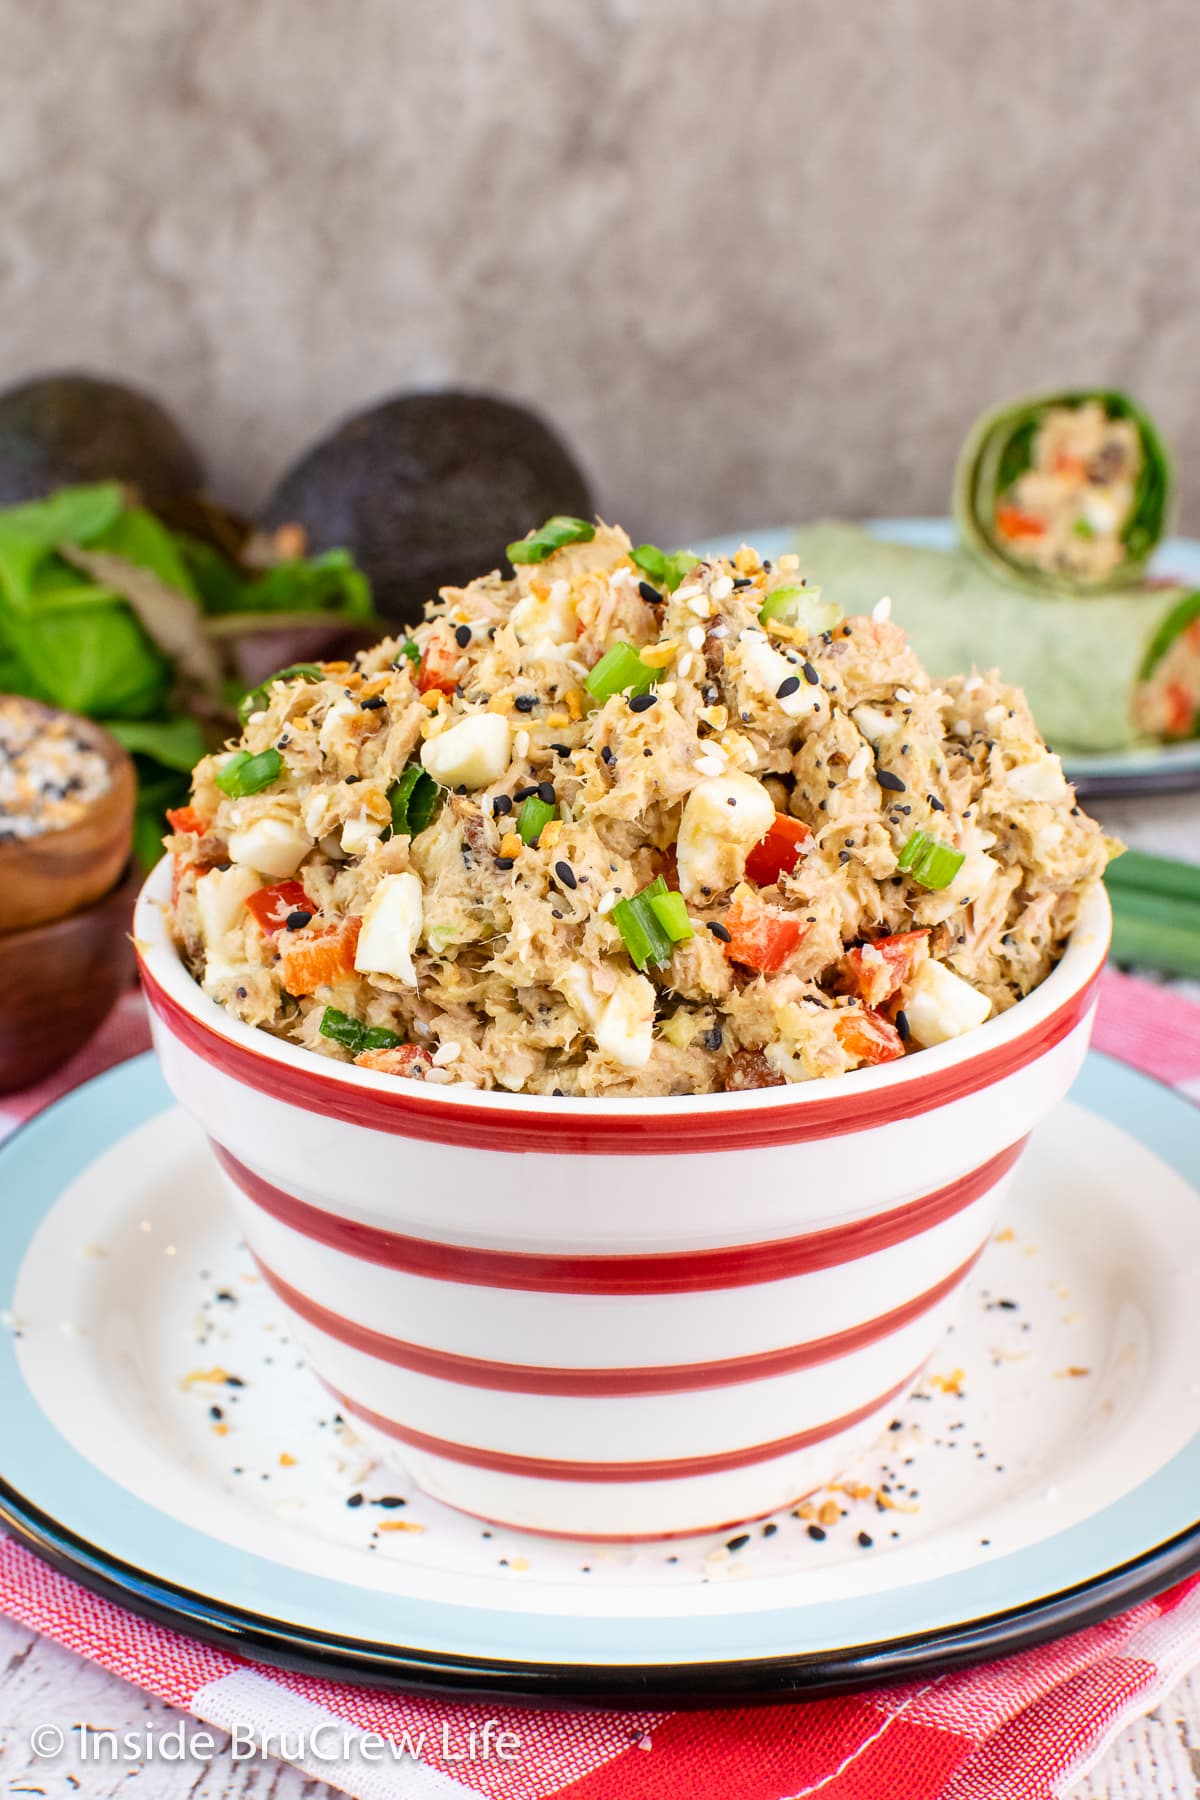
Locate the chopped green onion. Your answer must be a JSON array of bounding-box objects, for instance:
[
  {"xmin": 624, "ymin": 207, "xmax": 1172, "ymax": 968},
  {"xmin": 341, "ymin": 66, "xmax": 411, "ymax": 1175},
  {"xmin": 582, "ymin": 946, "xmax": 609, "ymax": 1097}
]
[
  {"xmin": 758, "ymin": 583, "xmax": 843, "ymax": 635},
  {"xmin": 1072, "ymin": 518, "xmax": 1096, "ymax": 539},
  {"xmin": 611, "ymin": 875, "xmax": 693, "ymax": 970},
  {"xmin": 897, "ymin": 830, "xmax": 965, "ymax": 891},
  {"xmin": 584, "ymin": 641, "xmax": 657, "ymax": 702},
  {"xmin": 237, "ymin": 664, "xmax": 322, "ymax": 727},
  {"xmin": 319, "ymin": 1006, "xmax": 402, "ymax": 1057},
  {"xmin": 395, "ymin": 637, "xmax": 422, "ymax": 667},
  {"xmin": 387, "ymin": 763, "xmax": 443, "ymax": 838},
  {"xmin": 518, "ymin": 795, "xmax": 556, "ymax": 844},
  {"xmin": 214, "ymin": 747, "xmax": 283, "ymax": 798},
  {"xmin": 647, "ymin": 886, "xmax": 694, "ymax": 946},
  {"xmin": 507, "ymin": 515, "xmax": 595, "ymax": 565},
  {"xmin": 631, "ymin": 545, "xmax": 698, "ymax": 592}
]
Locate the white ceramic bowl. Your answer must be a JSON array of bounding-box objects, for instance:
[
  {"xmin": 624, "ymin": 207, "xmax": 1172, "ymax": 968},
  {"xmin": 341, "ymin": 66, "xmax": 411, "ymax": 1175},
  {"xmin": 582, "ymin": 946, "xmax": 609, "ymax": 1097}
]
[{"xmin": 135, "ymin": 858, "xmax": 1110, "ymax": 1539}]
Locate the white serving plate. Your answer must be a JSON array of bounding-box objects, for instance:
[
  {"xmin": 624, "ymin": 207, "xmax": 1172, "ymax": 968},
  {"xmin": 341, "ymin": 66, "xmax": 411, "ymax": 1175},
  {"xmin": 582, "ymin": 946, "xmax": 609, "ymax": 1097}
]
[{"xmin": 0, "ymin": 1051, "xmax": 1196, "ymax": 1702}]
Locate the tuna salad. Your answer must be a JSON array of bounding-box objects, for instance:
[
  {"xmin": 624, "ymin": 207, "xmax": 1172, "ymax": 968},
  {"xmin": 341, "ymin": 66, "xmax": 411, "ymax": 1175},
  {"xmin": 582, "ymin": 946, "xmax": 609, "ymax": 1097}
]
[
  {"xmin": 991, "ymin": 400, "xmax": 1142, "ymax": 583},
  {"xmin": 163, "ymin": 519, "xmax": 1116, "ymax": 1097}
]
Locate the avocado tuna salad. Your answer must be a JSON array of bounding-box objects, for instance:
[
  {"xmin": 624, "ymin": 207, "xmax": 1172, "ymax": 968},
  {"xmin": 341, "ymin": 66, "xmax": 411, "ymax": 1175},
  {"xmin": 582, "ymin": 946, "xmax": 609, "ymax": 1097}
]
[{"xmin": 163, "ymin": 519, "xmax": 1117, "ymax": 1097}]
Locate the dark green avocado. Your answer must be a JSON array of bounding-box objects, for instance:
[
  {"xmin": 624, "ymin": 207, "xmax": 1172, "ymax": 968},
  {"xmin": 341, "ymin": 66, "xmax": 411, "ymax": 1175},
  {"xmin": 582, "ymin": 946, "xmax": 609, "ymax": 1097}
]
[
  {"xmin": 0, "ymin": 371, "xmax": 205, "ymax": 508},
  {"xmin": 260, "ymin": 390, "xmax": 592, "ymax": 622}
]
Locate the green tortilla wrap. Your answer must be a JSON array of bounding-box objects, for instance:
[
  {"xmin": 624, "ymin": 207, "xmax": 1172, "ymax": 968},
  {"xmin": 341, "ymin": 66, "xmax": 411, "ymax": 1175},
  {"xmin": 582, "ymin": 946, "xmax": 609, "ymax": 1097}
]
[
  {"xmin": 790, "ymin": 522, "xmax": 1199, "ymax": 752},
  {"xmin": 954, "ymin": 389, "xmax": 1172, "ymax": 596}
]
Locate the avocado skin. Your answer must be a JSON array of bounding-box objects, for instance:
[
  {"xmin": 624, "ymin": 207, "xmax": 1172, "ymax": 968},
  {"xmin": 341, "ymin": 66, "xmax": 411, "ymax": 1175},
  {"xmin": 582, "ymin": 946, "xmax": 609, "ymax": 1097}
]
[
  {"xmin": 0, "ymin": 371, "xmax": 205, "ymax": 507},
  {"xmin": 260, "ymin": 390, "xmax": 592, "ymax": 623}
]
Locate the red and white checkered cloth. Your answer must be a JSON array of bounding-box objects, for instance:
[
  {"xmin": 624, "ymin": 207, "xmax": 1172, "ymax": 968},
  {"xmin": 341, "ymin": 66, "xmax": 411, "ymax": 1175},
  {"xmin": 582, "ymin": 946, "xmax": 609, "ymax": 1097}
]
[{"xmin": 1, "ymin": 970, "xmax": 1198, "ymax": 1800}]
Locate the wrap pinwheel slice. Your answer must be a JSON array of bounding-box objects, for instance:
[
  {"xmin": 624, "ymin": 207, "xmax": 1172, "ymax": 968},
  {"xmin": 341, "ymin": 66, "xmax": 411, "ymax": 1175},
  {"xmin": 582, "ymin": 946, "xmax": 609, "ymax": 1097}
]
[
  {"xmin": 790, "ymin": 522, "xmax": 1200, "ymax": 751},
  {"xmin": 954, "ymin": 389, "xmax": 1172, "ymax": 596}
]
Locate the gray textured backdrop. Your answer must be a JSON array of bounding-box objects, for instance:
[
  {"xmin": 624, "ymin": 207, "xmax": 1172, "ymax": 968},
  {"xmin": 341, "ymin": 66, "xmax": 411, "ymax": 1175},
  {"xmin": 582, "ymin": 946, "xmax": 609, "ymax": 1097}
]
[{"xmin": 2, "ymin": 0, "xmax": 1197, "ymax": 545}]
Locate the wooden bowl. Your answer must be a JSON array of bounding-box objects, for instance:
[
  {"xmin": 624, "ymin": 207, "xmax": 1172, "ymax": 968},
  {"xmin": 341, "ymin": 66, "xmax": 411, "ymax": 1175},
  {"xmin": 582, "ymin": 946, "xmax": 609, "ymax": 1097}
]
[
  {"xmin": 0, "ymin": 859, "xmax": 141, "ymax": 1094},
  {"xmin": 0, "ymin": 701, "xmax": 136, "ymax": 934}
]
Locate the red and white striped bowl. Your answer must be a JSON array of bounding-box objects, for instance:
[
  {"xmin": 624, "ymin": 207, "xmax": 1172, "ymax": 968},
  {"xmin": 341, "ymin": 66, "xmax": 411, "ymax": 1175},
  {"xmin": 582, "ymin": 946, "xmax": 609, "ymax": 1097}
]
[{"xmin": 134, "ymin": 859, "xmax": 1110, "ymax": 1539}]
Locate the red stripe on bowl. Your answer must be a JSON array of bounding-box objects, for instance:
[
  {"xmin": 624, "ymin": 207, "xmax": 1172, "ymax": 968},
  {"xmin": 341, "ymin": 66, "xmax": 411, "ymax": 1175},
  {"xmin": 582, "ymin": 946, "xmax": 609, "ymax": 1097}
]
[
  {"xmin": 215, "ymin": 1137, "xmax": 1023, "ymax": 1294},
  {"xmin": 255, "ymin": 1246, "xmax": 983, "ymax": 1394},
  {"xmin": 328, "ymin": 1368, "xmax": 922, "ymax": 1482},
  {"xmin": 141, "ymin": 954, "xmax": 1099, "ymax": 1155}
]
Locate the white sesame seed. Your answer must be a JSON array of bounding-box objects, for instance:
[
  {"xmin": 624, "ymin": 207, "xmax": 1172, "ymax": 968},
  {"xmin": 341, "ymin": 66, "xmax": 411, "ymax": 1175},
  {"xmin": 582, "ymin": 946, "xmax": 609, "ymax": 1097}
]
[
  {"xmin": 687, "ymin": 595, "xmax": 711, "ymax": 619},
  {"xmin": 514, "ymin": 729, "xmax": 530, "ymax": 758},
  {"xmin": 872, "ymin": 594, "xmax": 893, "ymax": 623},
  {"xmin": 687, "ymin": 624, "xmax": 706, "ymax": 651},
  {"xmin": 676, "ymin": 583, "xmax": 702, "ymax": 602},
  {"xmin": 894, "ymin": 686, "xmax": 913, "ymax": 703},
  {"xmin": 694, "ymin": 755, "xmax": 725, "ymax": 777},
  {"xmin": 709, "ymin": 621, "xmax": 728, "ymax": 640},
  {"xmin": 847, "ymin": 745, "xmax": 872, "ymax": 781},
  {"xmin": 954, "ymin": 719, "xmax": 971, "ymax": 738},
  {"xmin": 432, "ymin": 1041, "xmax": 462, "ymax": 1066},
  {"xmin": 710, "ymin": 574, "xmax": 733, "ymax": 601},
  {"xmin": 677, "ymin": 654, "xmax": 697, "ymax": 680},
  {"xmin": 964, "ymin": 675, "xmax": 984, "ymax": 694},
  {"xmin": 656, "ymin": 681, "xmax": 677, "ymax": 700},
  {"xmin": 424, "ymin": 1067, "xmax": 454, "ymax": 1084},
  {"xmin": 597, "ymin": 891, "xmax": 618, "ymax": 916}
]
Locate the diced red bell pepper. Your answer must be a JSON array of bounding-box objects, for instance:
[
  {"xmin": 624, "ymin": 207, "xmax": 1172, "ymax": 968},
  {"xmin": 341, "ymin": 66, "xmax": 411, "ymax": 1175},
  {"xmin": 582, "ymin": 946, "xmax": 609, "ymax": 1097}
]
[
  {"xmin": 841, "ymin": 929, "xmax": 928, "ymax": 1008},
  {"xmin": 417, "ymin": 638, "xmax": 462, "ymax": 696},
  {"xmin": 278, "ymin": 916, "xmax": 361, "ymax": 995},
  {"xmin": 1165, "ymin": 682, "xmax": 1197, "ymax": 738},
  {"xmin": 995, "ymin": 505, "xmax": 1047, "ymax": 541},
  {"xmin": 744, "ymin": 812, "xmax": 811, "ymax": 887},
  {"xmin": 245, "ymin": 880, "xmax": 314, "ymax": 936},
  {"xmin": 722, "ymin": 891, "xmax": 807, "ymax": 974},
  {"xmin": 354, "ymin": 1044, "xmax": 434, "ymax": 1079},
  {"xmin": 165, "ymin": 805, "xmax": 208, "ymax": 835},
  {"xmin": 834, "ymin": 1007, "xmax": 906, "ymax": 1065}
]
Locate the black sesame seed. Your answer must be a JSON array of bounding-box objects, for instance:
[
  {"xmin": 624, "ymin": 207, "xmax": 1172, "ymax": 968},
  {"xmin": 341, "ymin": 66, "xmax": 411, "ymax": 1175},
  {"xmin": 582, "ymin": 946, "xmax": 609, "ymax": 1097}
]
[
  {"xmin": 628, "ymin": 692, "xmax": 657, "ymax": 713},
  {"xmin": 374, "ymin": 1495, "xmax": 406, "ymax": 1508},
  {"xmin": 638, "ymin": 580, "xmax": 663, "ymax": 607},
  {"xmin": 209, "ymin": 1404, "xmax": 223, "ymax": 1421},
  {"xmin": 551, "ymin": 743, "xmax": 571, "ymax": 756},
  {"xmin": 345, "ymin": 773, "xmax": 362, "ymax": 785},
  {"xmin": 707, "ymin": 920, "xmax": 732, "ymax": 942},
  {"xmin": 514, "ymin": 695, "xmax": 537, "ymax": 713},
  {"xmin": 806, "ymin": 1524, "xmax": 827, "ymax": 1542},
  {"xmin": 762, "ymin": 1521, "xmax": 778, "ymax": 1537},
  {"xmin": 346, "ymin": 1492, "xmax": 364, "ymax": 1508},
  {"xmin": 857, "ymin": 1530, "xmax": 874, "ymax": 1548},
  {"xmin": 492, "ymin": 793, "xmax": 513, "ymax": 815},
  {"xmin": 775, "ymin": 675, "xmax": 801, "ymax": 699},
  {"xmin": 285, "ymin": 910, "xmax": 313, "ymax": 930},
  {"xmin": 554, "ymin": 860, "xmax": 577, "ymax": 889},
  {"xmin": 877, "ymin": 769, "xmax": 906, "ymax": 792},
  {"xmin": 895, "ymin": 1009, "xmax": 911, "ymax": 1041},
  {"xmin": 802, "ymin": 661, "xmax": 820, "ymax": 685},
  {"xmin": 455, "ymin": 624, "xmax": 472, "ymax": 649},
  {"xmin": 360, "ymin": 694, "xmax": 386, "ymax": 711},
  {"xmin": 514, "ymin": 785, "xmax": 538, "ymax": 802},
  {"xmin": 732, "ymin": 576, "xmax": 753, "ymax": 589},
  {"xmin": 726, "ymin": 1533, "xmax": 751, "ymax": 1552},
  {"xmin": 537, "ymin": 781, "xmax": 556, "ymax": 805},
  {"xmin": 838, "ymin": 850, "xmax": 851, "ymax": 864},
  {"xmin": 552, "ymin": 1087, "xmax": 564, "ymax": 1096},
  {"xmin": 495, "ymin": 857, "xmax": 515, "ymax": 871},
  {"xmin": 224, "ymin": 1375, "xmax": 245, "ymax": 1388},
  {"xmin": 704, "ymin": 1025, "xmax": 723, "ymax": 1051},
  {"xmin": 600, "ymin": 745, "xmax": 615, "ymax": 765}
]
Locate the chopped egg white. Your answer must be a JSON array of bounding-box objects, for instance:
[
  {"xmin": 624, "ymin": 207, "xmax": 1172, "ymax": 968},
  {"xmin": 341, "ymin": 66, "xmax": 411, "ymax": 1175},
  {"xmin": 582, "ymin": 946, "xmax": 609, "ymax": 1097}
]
[
  {"xmin": 354, "ymin": 872, "xmax": 423, "ymax": 987},
  {"xmin": 420, "ymin": 713, "xmax": 512, "ymax": 791},
  {"xmin": 594, "ymin": 973, "xmax": 656, "ymax": 1069},
  {"xmin": 226, "ymin": 817, "xmax": 311, "ymax": 879},
  {"xmin": 903, "ymin": 960, "xmax": 992, "ymax": 1047},
  {"xmin": 509, "ymin": 579, "xmax": 577, "ymax": 655},
  {"xmin": 676, "ymin": 771, "xmax": 775, "ymax": 900},
  {"xmin": 195, "ymin": 865, "xmax": 260, "ymax": 942}
]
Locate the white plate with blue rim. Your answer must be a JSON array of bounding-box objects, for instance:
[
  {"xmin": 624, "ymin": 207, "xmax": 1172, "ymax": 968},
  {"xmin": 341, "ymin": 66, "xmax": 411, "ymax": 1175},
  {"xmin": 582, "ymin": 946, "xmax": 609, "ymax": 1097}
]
[
  {"xmin": 697, "ymin": 519, "xmax": 1200, "ymax": 799},
  {"xmin": 0, "ymin": 1049, "xmax": 1197, "ymax": 1704}
]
